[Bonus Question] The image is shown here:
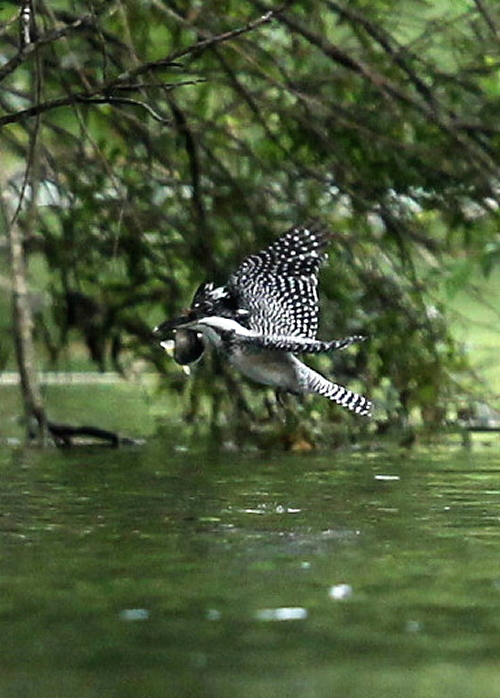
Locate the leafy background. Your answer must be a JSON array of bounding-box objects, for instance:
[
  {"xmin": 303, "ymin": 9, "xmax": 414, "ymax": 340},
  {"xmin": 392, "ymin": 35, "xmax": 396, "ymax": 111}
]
[{"xmin": 1, "ymin": 0, "xmax": 499, "ymax": 443}]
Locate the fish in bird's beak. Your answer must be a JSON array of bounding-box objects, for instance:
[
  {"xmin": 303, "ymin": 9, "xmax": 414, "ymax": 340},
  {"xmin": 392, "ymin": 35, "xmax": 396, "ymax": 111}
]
[
  {"xmin": 153, "ymin": 314, "xmax": 205, "ymax": 365},
  {"xmin": 171, "ymin": 328, "xmax": 205, "ymax": 365}
]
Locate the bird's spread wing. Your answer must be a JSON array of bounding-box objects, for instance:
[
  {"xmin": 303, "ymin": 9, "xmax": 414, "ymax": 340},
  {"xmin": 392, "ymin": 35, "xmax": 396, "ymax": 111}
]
[{"xmin": 227, "ymin": 224, "xmax": 329, "ymax": 338}]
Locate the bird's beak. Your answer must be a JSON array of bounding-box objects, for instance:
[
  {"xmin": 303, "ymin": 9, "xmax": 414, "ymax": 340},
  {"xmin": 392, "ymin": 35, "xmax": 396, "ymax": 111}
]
[{"xmin": 152, "ymin": 314, "xmax": 193, "ymax": 339}]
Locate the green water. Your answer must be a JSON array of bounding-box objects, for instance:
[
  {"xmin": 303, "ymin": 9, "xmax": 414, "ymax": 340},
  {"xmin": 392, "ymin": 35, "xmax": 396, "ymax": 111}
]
[{"xmin": 2, "ymin": 436, "xmax": 500, "ymax": 697}]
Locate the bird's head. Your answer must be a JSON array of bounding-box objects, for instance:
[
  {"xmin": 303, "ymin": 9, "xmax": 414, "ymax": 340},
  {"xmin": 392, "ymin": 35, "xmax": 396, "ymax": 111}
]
[{"xmin": 153, "ymin": 282, "xmax": 248, "ymax": 338}]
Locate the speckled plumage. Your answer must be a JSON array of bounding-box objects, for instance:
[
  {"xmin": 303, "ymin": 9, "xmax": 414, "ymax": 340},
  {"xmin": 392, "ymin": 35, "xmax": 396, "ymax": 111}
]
[
  {"xmin": 153, "ymin": 225, "xmax": 372, "ymax": 417},
  {"xmin": 228, "ymin": 225, "xmax": 328, "ymax": 338}
]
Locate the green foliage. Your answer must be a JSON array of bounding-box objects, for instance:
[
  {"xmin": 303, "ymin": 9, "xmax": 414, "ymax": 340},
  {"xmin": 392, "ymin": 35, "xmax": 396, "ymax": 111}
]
[{"xmin": 1, "ymin": 0, "xmax": 500, "ymax": 437}]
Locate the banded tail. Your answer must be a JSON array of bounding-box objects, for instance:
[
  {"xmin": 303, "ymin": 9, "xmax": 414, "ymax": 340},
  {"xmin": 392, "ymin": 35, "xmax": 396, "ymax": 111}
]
[{"xmin": 301, "ymin": 365, "xmax": 372, "ymax": 416}]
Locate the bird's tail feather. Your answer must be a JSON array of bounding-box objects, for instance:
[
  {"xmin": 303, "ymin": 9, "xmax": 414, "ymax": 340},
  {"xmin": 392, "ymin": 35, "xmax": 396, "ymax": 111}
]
[{"xmin": 304, "ymin": 367, "xmax": 372, "ymax": 416}]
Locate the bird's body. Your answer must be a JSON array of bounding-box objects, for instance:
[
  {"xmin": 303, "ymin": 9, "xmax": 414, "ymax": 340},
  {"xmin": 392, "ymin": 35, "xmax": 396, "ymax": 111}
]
[
  {"xmin": 230, "ymin": 345, "xmax": 301, "ymax": 391},
  {"xmin": 154, "ymin": 225, "xmax": 372, "ymax": 416}
]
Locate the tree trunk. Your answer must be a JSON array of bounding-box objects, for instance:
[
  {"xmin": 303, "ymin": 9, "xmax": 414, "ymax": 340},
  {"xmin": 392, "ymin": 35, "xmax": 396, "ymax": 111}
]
[
  {"xmin": 0, "ymin": 0, "xmax": 48, "ymax": 443},
  {"xmin": 4, "ymin": 209, "xmax": 47, "ymax": 443}
]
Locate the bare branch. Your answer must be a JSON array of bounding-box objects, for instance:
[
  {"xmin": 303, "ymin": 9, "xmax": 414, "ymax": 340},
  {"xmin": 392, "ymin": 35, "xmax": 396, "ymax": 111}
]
[
  {"xmin": 326, "ymin": 0, "xmax": 436, "ymax": 105},
  {"xmin": 249, "ymin": 0, "xmax": 499, "ymax": 185},
  {"xmin": 0, "ymin": 14, "xmax": 94, "ymax": 83},
  {"xmin": 0, "ymin": 8, "xmax": 280, "ymax": 129},
  {"xmin": 167, "ymin": 94, "xmax": 214, "ymax": 272},
  {"xmin": 76, "ymin": 80, "xmax": 206, "ymax": 123},
  {"xmin": 20, "ymin": 0, "xmax": 33, "ymax": 48},
  {"xmin": 0, "ymin": 78, "xmax": 208, "ymax": 128},
  {"xmin": 109, "ymin": 8, "xmax": 282, "ymax": 84}
]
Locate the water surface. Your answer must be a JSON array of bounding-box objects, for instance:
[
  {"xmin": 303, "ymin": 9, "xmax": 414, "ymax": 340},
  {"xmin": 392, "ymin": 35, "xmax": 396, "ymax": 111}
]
[{"xmin": 1, "ymin": 439, "xmax": 500, "ymax": 697}]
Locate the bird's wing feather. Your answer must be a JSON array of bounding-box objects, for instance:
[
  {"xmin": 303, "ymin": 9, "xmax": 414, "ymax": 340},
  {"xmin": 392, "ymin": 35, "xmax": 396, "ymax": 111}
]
[{"xmin": 227, "ymin": 224, "xmax": 329, "ymax": 338}]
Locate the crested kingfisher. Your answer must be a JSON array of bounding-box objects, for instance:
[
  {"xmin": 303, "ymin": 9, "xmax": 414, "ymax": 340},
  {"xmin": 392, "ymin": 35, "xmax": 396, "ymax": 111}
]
[{"xmin": 153, "ymin": 225, "xmax": 372, "ymax": 416}]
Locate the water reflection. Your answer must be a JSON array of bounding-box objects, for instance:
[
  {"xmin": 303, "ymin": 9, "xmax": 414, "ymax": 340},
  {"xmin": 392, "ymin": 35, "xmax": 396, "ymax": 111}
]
[{"xmin": 1, "ymin": 444, "xmax": 500, "ymax": 697}]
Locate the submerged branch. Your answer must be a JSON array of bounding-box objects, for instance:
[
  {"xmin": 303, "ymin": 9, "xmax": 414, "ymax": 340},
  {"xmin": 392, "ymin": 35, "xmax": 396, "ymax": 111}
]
[{"xmin": 48, "ymin": 421, "xmax": 140, "ymax": 448}]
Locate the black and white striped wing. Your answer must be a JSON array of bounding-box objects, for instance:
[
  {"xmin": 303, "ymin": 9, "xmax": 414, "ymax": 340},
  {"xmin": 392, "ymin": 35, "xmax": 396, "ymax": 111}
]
[{"xmin": 227, "ymin": 225, "xmax": 329, "ymax": 338}]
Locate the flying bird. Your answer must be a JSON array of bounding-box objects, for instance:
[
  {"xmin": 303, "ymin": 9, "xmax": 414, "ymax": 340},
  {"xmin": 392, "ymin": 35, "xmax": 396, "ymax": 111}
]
[{"xmin": 153, "ymin": 225, "xmax": 372, "ymax": 416}]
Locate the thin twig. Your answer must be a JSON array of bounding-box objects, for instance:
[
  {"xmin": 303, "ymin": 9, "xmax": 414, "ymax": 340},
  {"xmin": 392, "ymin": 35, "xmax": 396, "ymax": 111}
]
[
  {"xmin": 249, "ymin": 0, "xmax": 500, "ymax": 185},
  {"xmin": 0, "ymin": 79, "xmax": 206, "ymax": 127},
  {"xmin": 0, "ymin": 14, "xmax": 94, "ymax": 83},
  {"xmin": 112, "ymin": 7, "xmax": 282, "ymax": 85},
  {"xmin": 76, "ymin": 80, "xmax": 206, "ymax": 123},
  {"xmin": 326, "ymin": 0, "xmax": 436, "ymax": 105},
  {"xmin": 0, "ymin": 9, "xmax": 280, "ymax": 128}
]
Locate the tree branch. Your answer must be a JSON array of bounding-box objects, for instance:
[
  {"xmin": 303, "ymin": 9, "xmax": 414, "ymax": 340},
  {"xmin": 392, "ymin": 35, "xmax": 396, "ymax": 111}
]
[
  {"xmin": 326, "ymin": 0, "xmax": 436, "ymax": 105},
  {"xmin": 0, "ymin": 14, "xmax": 94, "ymax": 83},
  {"xmin": 0, "ymin": 8, "xmax": 281, "ymax": 129},
  {"xmin": 0, "ymin": 79, "xmax": 207, "ymax": 128},
  {"xmin": 250, "ymin": 0, "xmax": 500, "ymax": 184}
]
